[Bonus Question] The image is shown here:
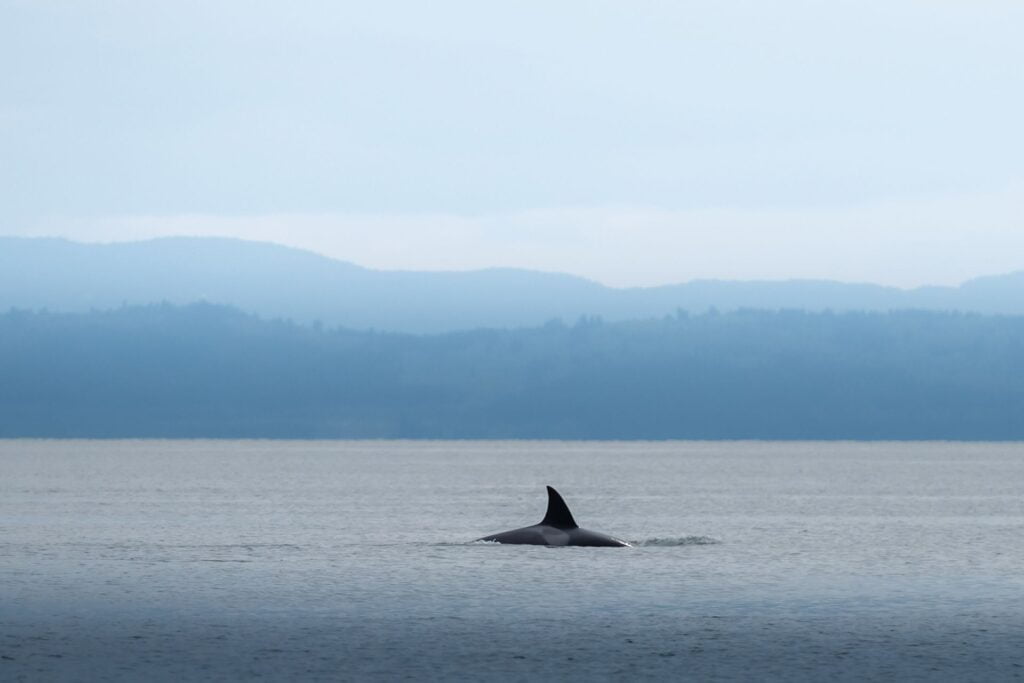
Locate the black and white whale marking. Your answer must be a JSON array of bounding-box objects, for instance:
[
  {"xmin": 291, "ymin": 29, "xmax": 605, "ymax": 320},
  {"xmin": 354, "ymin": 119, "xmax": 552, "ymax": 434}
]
[{"xmin": 476, "ymin": 486, "xmax": 630, "ymax": 547}]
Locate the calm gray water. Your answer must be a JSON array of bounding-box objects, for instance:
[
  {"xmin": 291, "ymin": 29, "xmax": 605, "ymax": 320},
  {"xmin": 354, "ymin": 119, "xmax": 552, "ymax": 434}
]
[{"xmin": 3, "ymin": 440, "xmax": 1024, "ymax": 681}]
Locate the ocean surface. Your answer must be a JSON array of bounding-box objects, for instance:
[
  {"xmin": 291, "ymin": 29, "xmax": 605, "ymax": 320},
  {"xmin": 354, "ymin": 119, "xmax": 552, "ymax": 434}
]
[{"xmin": 3, "ymin": 440, "xmax": 1023, "ymax": 681}]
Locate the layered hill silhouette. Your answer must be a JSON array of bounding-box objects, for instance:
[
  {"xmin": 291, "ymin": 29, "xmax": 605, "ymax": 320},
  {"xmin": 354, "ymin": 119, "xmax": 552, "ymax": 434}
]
[
  {"xmin": 3, "ymin": 236, "xmax": 1023, "ymax": 332},
  {"xmin": 3, "ymin": 303, "xmax": 1022, "ymax": 439}
]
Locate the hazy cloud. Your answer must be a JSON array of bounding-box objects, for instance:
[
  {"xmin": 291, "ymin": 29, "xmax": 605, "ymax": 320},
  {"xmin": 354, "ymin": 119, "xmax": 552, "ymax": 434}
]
[{"xmin": 3, "ymin": 1, "xmax": 1023, "ymax": 283}]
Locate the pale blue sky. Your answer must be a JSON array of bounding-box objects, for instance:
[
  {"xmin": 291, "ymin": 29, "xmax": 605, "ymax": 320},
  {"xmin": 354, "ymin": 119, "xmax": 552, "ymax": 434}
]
[{"xmin": 3, "ymin": 1, "xmax": 1022, "ymax": 286}]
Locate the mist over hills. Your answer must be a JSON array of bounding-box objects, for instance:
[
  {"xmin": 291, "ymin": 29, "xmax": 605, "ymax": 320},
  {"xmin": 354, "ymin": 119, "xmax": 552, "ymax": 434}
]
[
  {"xmin": 5, "ymin": 236, "xmax": 1022, "ymax": 439},
  {"xmin": 3, "ymin": 236, "xmax": 1023, "ymax": 332},
  {"xmin": 3, "ymin": 303, "xmax": 1022, "ymax": 439}
]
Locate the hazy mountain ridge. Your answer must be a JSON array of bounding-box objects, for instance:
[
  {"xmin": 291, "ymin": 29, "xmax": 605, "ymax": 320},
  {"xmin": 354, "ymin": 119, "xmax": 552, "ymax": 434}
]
[
  {"xmin": 3, "ymin": 303, "xmax": 1021, "ymax": 439},
  {"xmin": 2, "ymin": 236, "xmax": 1023, "ymax": 332}
]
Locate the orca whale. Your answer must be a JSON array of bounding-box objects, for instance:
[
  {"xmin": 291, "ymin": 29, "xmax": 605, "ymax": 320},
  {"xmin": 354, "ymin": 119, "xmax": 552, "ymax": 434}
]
[{"xmin": 476, "ymin": 486, "xmax": 630, "ymax": 547}]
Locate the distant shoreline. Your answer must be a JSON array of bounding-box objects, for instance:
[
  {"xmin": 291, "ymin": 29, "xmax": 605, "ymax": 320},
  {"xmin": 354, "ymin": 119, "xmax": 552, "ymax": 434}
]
[
  {"xmin": 3, "ymin": 437, "xmax": 1024, "ymax": 444},
  {"xmin": 5, "ymin": 304, "xmax": 1024, "ymax": 441}
]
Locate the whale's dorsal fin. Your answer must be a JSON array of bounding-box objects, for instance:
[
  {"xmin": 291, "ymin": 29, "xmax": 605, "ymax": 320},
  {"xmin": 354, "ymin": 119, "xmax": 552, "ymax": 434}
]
[{"xmin": 541, "ymin": 486, "xmax": 578, "ymax": 529}]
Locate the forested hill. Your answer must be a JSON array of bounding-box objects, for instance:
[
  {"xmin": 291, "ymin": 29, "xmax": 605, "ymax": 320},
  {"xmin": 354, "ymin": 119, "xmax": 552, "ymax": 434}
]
[{"xmin": 2, "ymin": 304, "xmax": 1022, "ymax": 439}]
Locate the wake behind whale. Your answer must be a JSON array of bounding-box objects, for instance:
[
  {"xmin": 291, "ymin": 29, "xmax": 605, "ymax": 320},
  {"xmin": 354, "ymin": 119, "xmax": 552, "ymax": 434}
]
[{"xmin": 476, "ymin": 486, "xmax": 630, "ymax": 547}]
